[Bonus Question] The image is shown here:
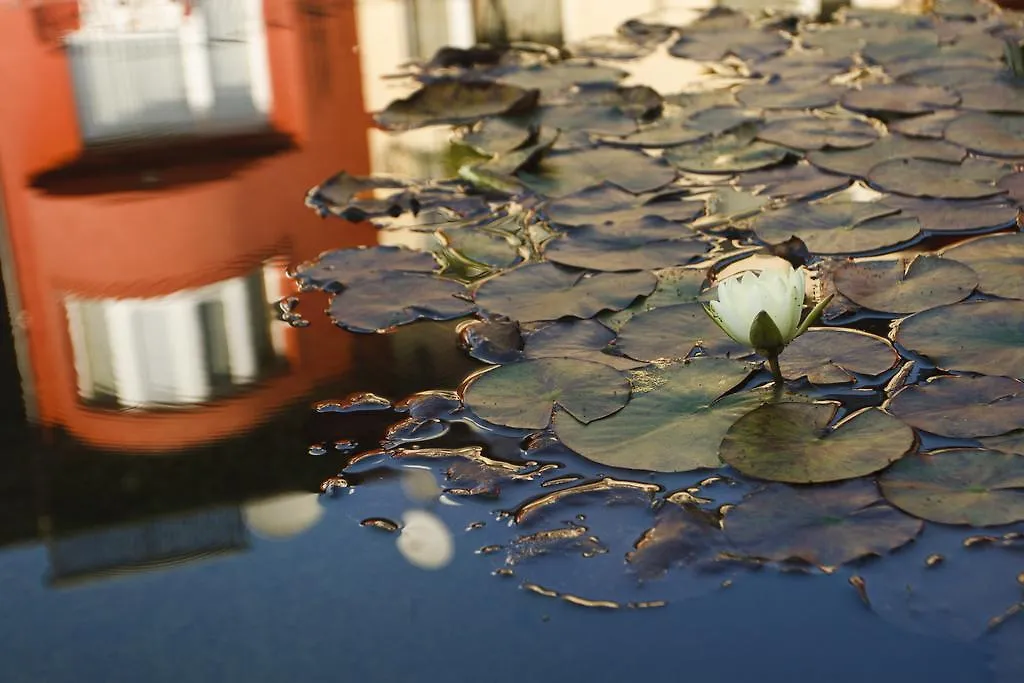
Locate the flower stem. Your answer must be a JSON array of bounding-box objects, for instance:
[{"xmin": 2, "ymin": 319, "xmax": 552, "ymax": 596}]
[{"xmin": 767, "ymin": 353, "xmax": 784, "ymax": 401}]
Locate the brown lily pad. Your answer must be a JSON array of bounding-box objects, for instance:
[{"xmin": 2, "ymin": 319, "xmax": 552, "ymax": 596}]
[
  {"xmin": 841, "ymin": 84, "xmax": 960, "ymax": 115},
  {"xmin": 941, "ymin": 233, "xmax": 1024, "ymax": 300},
  {"xmin": 753, "ymin": 202, "xmax": 920, "ymax": 255},
  {"xmin": 944, "ymin": 113, "xmax": 1024, "ymax": 158},
  {"xmin": 780, "ymin": 328, "xmax": 900, "ymax": 384},
  {"xmin": 867, "ymin": 157, "xmax": 1008, "ymax": 200},
  {"xmin": 376, "ymin": 80, "xmax": 539, "ymax": 130},
  {"xmin": 756, "ymin": 114, "xmax": 878, "ymax": 151},
  {"xmin": 832, "ymin": 254, "xmax": 978, "ymax": 314},
  {"xmin": 887, "ymin": 375, "xmax": 1024, "ymax": 439},
  {"xmin": 807, "ymin": 135, "xmax": 965, "ymax": 178}
]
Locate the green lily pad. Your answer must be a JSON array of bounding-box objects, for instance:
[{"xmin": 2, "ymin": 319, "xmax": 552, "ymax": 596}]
[
  {"xmin": 887, "ymin": 110, "xmax": 961, "ymax": 139},
  {"xmin": 474, "ymin": 262, "xmax": 656, "ymax": 323},
  {"xmin": 597, "ymin": 267, "xmax": 707, "ymax": 331},
  {"xmin": 735, "ymin": 81, "xmax": 844, "ymax": 109},
  {"xmin": 887, "ymin": 375, "xmax": 1024, "ymax": 439},
  {"xmin": 723, "ymin": 480, "xmax": 922, "ymax": 566},
  {"xmin": 461, "ymin": 358, "xmax": 631, "ymax": 429},
  {"xmin": 807, "ymin": 135, "xmax": 965, "ymax": 178},
  {"xmin": 684, "ymin": 106, "xmax": 763, "ymax": 136},
  {"xmin": 756, "ymin": 114, "xmax": 878, "ymax": 151},
  {"xmin": 543, "ymin": 230, "xmax": 708, "ymax": 272},
  {"xmin": 957, "ymin": 81, "xmax": 1024, "ymax": 115},
  {"xmin": 535, "ymin": 104, "xmax": 638, "ymax": 137},
  {"xmin": 944, "ymin": 113, "xmax": 1024, "ymax": 158},
  {"xmin": 293, "ymin": 245, "xmax": 437, "ymax": 290},
  {"xmin": 894, "ymin": 300, "xmax": 1024, "ymax": 378},
  {"xmin": 328, "ymin": 272, "xmax": 474, "ymax": 333},
  {"xmin": 880, "ymin": 448, "xmax": 1024, "ymax": 526},
  {"xmin": 552, "ymin": 358, "xmax": 757, "ymax": 472},
  {"xmin": 542, "ymin": 185, "xmax": 704, "ymax": 227},
  {"xmin": 880, "ymin": 195, "xmax": 1018, "ymax": 233},
  {"xmin": 753, "ymin": 202, "xmax": 920, "ymax": 256},
  {"xmin": 519, "ymin": 147, "xmax": 677, "ymax": 197},
  {"xmin": 832, "ymin": 254, "xmax": 978, "ymax": 314},
  {"xmin": 719, "ymin": 403, "xmax": 914, "ymax": 483},
  {"xmin": 523, "ymin": 320, "xmax": 643, "ymax": 370},
  {"xmin": 779, "ymin": 328, "xmax": 900, "ymax": 384},
  {"xmin": 841, "ymin": 84, "xmax": 960, "ymax": 115},
  {"xmin": 376, "ymin": 80, "xmax": 539, "ymax": 130},
  {"xmin": 664, "ymin": 124, "xmax": 790, "ymax": 174},
  {"xmin": 941, "ymin": 233, "xmax": 1024, "ymax": 299},
  {"xmin": 735, "ymin": 164, "xmax": 851, "ymax": 200},
  {"xmin": 867, "ymin": 158, "xmax": 1008, "ymax": 200},
  {"xmin": 614, "ymin": 303, "xmax": 748, "ymax": 361}
]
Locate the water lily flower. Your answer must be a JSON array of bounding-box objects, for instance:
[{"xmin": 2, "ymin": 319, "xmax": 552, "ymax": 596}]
[{"xmin": 704, "ymin": 264, "xmax": 831, "ymax": 384}]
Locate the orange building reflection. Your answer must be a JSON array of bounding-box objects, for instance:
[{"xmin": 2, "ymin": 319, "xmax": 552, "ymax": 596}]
[{"xmin": 0, "ymin": 0, "xmax": 376, "ymax": 451}]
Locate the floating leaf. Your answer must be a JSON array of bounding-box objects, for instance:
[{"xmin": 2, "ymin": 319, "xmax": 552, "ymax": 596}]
[
  {"xmin": 294, "ymin": 246, "xmax": 437, "ymax": 290},
  {"xmin": 832, "ymin": 255, "xmax": 978, "ymax": 314},
  {"xmin": 723, "ymin": 480, "xmax": 922, "ymax": 565},
  {"xmin": 691, "ymin": 188, "xmax": 771, "ymax": 230},
  {"xmin": 841, "ymin": 84, "xmax": 959, "ymax": 115},
  {"xmin": 880, "ymin": 449, "xmax": 1024, "ymax": 526},
  {"xmin": 474, "ymin": 263, "xmax": 656, "ymax": 323},
  {"xmin": 719, "ymin": 404, "xmax": 914, "ymax": 483},
  {"xmin": 535, "ymin": 104, "xmax": 638, "ymax": 137},
  {"xmin": 756, "ymin": 114, "xmax": 878, "ymax": 151},
  {"xmin": 553, "ymin": 358, "xmax": 756, "ymax": 472},
  {"xmin": 807, "ymin": 135, "xmax": 965, "ymax": 178},
  {"xmin": 944, "ymin": 113, "xmax": 1024, "ymax": 158},
  {"xmin": 598, "ymin": 267, "xmax": 707, "ymax": 331},
  {"xmin": 880, "ymin": 195, "xmax": 1018, "ymax": 233},
  {"xmin": 500, "ymin": 62, "xmax": 628, "ymax": 96},
  {"xmin": 664, "ymin": 125, "xmax": 790, "ymax": 174},
  {"xmin": 887, "ymin": 375, "xmax": 1024, "ymax": 439},
  {"xmin": 736, "ymin": 81, "xmax": 843, "ymax": 109},
  {"xmin": 894, "ymin": 300, "xmax": 1024, "ymax": 379},
  {"xmin": 614, "ymin": 303, "xmax": 747, "ymax": 361},
  {"xmin": 543, "ymin": 230, "xmax": 708, "ymax": 272},
  {"xmin": 376, "ymin": 80, "xmax": 539, "ymax": 130},
  {"xmin": 459, "ymin": 117, "xmax": 536, "ymax": 156},
  {"xmin": 668, "ymin": 28, "xmax": 789, "ymax": 62},
  {"xmin": 735, "ymin": 164, "xmax": 851, "ymax": 200},
  {"xmin": 461, "ymin": 358, "xmax": 630, "ymax": 429},
  {"xmin": 868, "ymin": 158, "xmax": 1008, "ymax": 200},
  {"xmin": 957, "ymin": 81, "xmax": 1024, "ymax": 114},
  {"xmin": 941, "ymin": 233, "xmax": 1024, "ymax": 299},
  {"xmin": 542, "ymin": 184, "xmax": 704, "ymax": 227},
  {"xmin": 979, "ymin": 430, "xmax": 1024, "ymax": 455},
  {"xmin": 887, "ymin": 110, "xmax": 961, "ymax": 139},
  {"xmin": 753, "ymin": 202, "xmax": 920, "ymax": 255},
  {"xmin": 684, "ymin": 106, "xmax": 763, "ymax": 136},
  {"xmin": 779, "ymin": 328, "xmax": 900, "ymax": 384},
  {"xmin": 751, "ymin": 52, "xmax": 855, "ymax": 82},
  {"xmin": 997, "ymin": 171, "xmax": 1024, "ymax": 205},
  {"xmin": 328, "ymin": 272, "xmax": 474, "ymax": 333},
  {"xmin": 523, "ymin": 320, "xmax": 643, "ymax": 370},
  {"xmin": 626, "ymin": 503, "xmax": 727, "ymax": 579},
  {"xmin": 519, "ymin": 148, "xmax": 677, "ymax": 197}
]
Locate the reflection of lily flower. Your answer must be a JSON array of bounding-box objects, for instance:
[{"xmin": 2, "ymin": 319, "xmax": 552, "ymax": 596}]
[
  {"xmin": 704, "ymin": 264, "xmax": 831, "ymax": 384},
  {"xmin": 396, "ymin": 510, "xmax": 454, "ymax": 570}
]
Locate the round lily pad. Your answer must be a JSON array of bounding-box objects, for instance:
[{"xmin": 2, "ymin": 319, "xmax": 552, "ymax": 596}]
[
  {"xmin": 832, "ymin": 254, "xmax": 978, "ymax": 314},
  {"xmin": 614, "ymin": 303, "xmax": 748, "ymax": 362},
  {"xmin": 736, "ymin": 81, "xmax": 843, "ymax": 109},
  {"xmin": 542, "ymin": 230, "xmax": 707, "ymax": 272},
  {"xmin": 807, "ymin": 135, "xmax": 965, "ymax": 178},
  {"xmin": 552, "ymin": 358, "xmax": 757, "ymax": 472},
  {"xmin": 753, "ymin": 203, "xmax": 920, "ymax": 255},
  {"xmin": 500, "ymin": 62, "xmax": 628, "ymax": 95},
  {"xmin": 941, "ymin": 233, "xmax": 1024, "ymax": 299},
  {"xmin": 887, "ymin": 110, "xmax": 961, "ymax": 139},
  {"xmin": 887, "ymin": 375, "xmax": 1024, "ymax": 439},
  {"xmin": 519, "ymin": 147, "xmax": 678, "ymax": 197},
  {"xmin": 979, "ymin": 430, "xmax": 1024, "ymax": 455},
  {"xmin": 473, "ymin": 262, "xmax": 657, "ymax": 323},
  {"xmin": 735, "ymin": 164, "xmax": 851, "ymax": 200},
  {"xmin": 880, "ymin": 195, "xmax": 1018, "ymax": 233},
  {"xmin": 957, "ymin": 81, "xmax": 1024, "ymax": 114},
  {"xmin": 944, "ymin": 113, "xmax": 1024, "ymax": 158},
  {"xmin": 542, "ymin": 184, "xmax": 705, "ymax": 227},
  {"xmin": 668, "ymin": 28, "xmax": 789, "ymax": 62},
  {"xmin": 894, "ymin": 300, "xmax": 1024, "ymax": 379},
  {"xmin": 523, "ymin": 319, "xmax": 643, "ymax": 370},
  {"xmin": 328, "ymin": 272, "xmax": 474, "ymax": 333},
  {"xmin": 779, "ymin": 328, "xmax": 900, "ymax": 384},
  {"xmin": 294, "ymin": 246, "xmax": 437, "ymax": 290},
  {"xmin": 867, "ymin": 157, "xmax": 1008, "ymax": 200},
  {"xmin": 461, "ymin": 358, "xmax": 630, "ymax": 430},
  {"xmin": 756, "ymin": 114, "xmax": 878, "ymax": 151},
  {"xmin": 841, "ymin": 84, "xmax": 959, "ymax": 115},
  {"xmin": 723, "ymin": 480, "xmax": 922, "ymax": 566},
  {"xmin": 719, "ymin": 403, "xmax": 914, "ymax": 483},
  {"xmin": 664, "ymin": 125, "xmax": 790, "ymax": 174},
  {"xmin": 997, "ymin": 171, "xmax": 1024, "ymax": 205},
  {"xmin": 376, "ymin": 80, "xmax": 538, "ymax": 130},
  {"xmin": 880, "ymin": 448, "xmax": 1024, "ymax": 526}
]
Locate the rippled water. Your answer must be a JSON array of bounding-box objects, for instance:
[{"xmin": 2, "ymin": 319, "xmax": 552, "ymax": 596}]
[{"xmin": 0, "ymin": 1, "xmax": 1015, "ymax": 681}]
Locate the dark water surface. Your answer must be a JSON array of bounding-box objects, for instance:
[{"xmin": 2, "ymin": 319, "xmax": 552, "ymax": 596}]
[{"xmin": 0, "ymin": 1, "xmax": 1014, "ymax": 681}]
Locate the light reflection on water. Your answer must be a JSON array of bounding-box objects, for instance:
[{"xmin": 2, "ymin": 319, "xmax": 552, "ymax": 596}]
[{"xmin": 0, "ymin": 0, "xmax": 1004, "ymax": 681}]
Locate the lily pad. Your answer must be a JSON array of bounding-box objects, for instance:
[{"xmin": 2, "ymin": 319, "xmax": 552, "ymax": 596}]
[
  {"xmin": 751, "ymin": 52, "xmax": 855, "ymax": 82},
  {"xmin": 894, "ymin": 300, "xmax": 1024, "ymax": 379},
  {"xmin": 723, "ymin": 480, "xmax": 922, "ymax": 566},
  {"xmin": 888, "ymin": 110, "xmax": 961, "ymax": 139},
  {"xmin": 867, "ymin": 158, "xmax": 1008, "ymax": 200},
  {"xmin": 690, "ymin": 188, "xmax": 772, "ymax": 230},
  {"xmin": 500, "ymin": 62, "xmax": 628, "ymax": 96},
  {"xmin": 779, "ymin": 328, "xmax": 900, "ymax": 384},
  {"xmin": 841, "ymin": 84, "xmax": 959, "ymax": 115},
  {"xmin": 626, "ymin": 503, "xmax": 728, "ymax": 579},
  {"xmin": 519, "ymin": 147, "xmax": 677, "ymax": 197},
  {"xmin": 552, "ymin": 358, "xmax": 756, "ymax": 472},
  {"xmin": 941, "ymin": 233, "xmax": 1024, "ymax": 300},
  {"xmin": 328, "ymin": 272, "xmax": 474, "ymax": 333},
  {"xmin": 719, "ymin": 403, "xmax": 914, "ymax": 483},
  {"xmin": 832, "ymin": 255, "xmax": 978, "ymax": 314},
  {"xmin": 614, "ymin": 303, "xmax": 747, "ymax": 362},
  {"xmin": 735, "ymin": 81, "xmax": 844, "ymax": 109},
  {"xmin": 597, "ymin": 267, "xmax": 707, "ymax": 331},
  {"xmin": 461, "ymin": 358, "xmax": 630, "ymax": 429},
  {"xmin": 957, "ymin": 81, "xmax": 1024, "ymax": 114},
  {"xmin": 664, "ymin": 125, "xmax": 790, "ymax": 174},
  {"xmin": 807, "ymin": 135, "xmax": 965, "ymax": 178},
  {"xmin": 376, "ymin": 80, "xmax": 539, "ymax": 130},
  {"xmin": 543, "ymin": 230, "xmax": 708, "ymax": 272},
  {"xmin": 474, "ymin": 262, "xmax": 656, "ymax": 323},
  {"xmin": 668, "ymin": 28, "xmax": 789, "ymax": 62},
  {"xmin": 542, "ymin": 184, "xmax": 704, "ymax": 227},
  {"xmin": 880, "ymin": 195, "xmax": 1019, "ymax": 233},
  {"xmin": 753, "ymin": 203, "xmax": 920, "ymax": 256},
  {"xmin": 887, "ymin": 375, "xmax": 1024, "ymax": 439},
  {"xmin": 523, "ymin": 320, "xmax": 643, "ymax": 370},
  {"xmin": 880, "ymin": 448, "xmax": 1024, "ymax": 526},
  {"xmin": 293, "ymin": 245, "xmax": 437, "ymax": 290},
  {"xmin": 459, "ymin": 118, "xmax": 536, "ymax": 156},
  {"xmin": 535, "ymin": 104, "xmax": 638, "ymax": 137},
  {"xmin": 756, "ymin": 114, "xmax": 878, "ymax": 151},
  {"xmin": 979, "ymin": 430, "xmax": 1024, "ymax": 455},
  {"xmin": 684, "ymin": 106, "xmax": 763, "ymax": 136},
  {"xmin": 735, "ymin": 164, "xmax": 851, "ymax": 200},
  {"xmin": 944, "ymin": 113, "xmax": 1024, "ymax": 158}
]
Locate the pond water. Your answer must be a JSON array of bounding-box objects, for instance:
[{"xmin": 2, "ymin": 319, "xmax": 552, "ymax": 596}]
[{"xmin": 1, "ymin": 1, "xmax": 1023, "ymax": 682}]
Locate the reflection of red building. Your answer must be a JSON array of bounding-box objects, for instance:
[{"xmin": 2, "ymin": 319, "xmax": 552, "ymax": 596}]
[{"xmin": 0, "ymin": 0, "xmax": 376, "ymax": 451}]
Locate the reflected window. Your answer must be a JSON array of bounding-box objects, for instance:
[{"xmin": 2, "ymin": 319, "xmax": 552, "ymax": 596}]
[
  {"xmin": 65, "ymin": 0, "xmax": 273, "ymax": 144},
  {"xmin": 65, "ymin": 265, "xmax": 287, "ymax": 409}
]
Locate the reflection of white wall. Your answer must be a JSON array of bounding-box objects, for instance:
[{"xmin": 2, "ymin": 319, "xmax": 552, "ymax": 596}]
[
  {"xmin": 243, "ymin": 492, "xmax": 325, "ymax": 539},
  {"xmin": 65, "ymin": 262, "xmax": 287, "ymax": 409}
]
